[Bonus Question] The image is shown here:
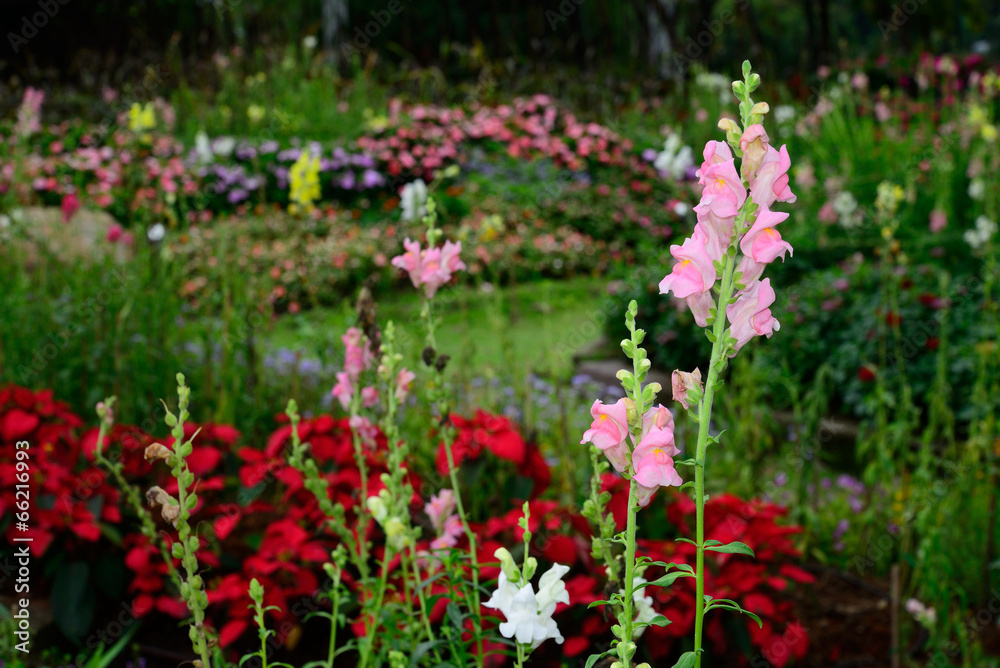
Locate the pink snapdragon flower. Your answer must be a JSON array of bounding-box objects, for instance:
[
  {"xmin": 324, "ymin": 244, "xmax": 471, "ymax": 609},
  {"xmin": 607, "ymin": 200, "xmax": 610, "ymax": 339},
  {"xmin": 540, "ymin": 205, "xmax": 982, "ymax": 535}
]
[
  {"xmin": 349, "ymin": 415, "xmax": 379, "ymax": 447},
  {"xmin": 391, "ymin": 238, "xmax": 466, "ymax": 299},
  {"xmin": 749, "ymin": 145, "xmax": 797, "ymax": 208},
  {"xmin": 425, "ymin": 489, "xmax": 457, "ymax": 534},
  {"xmin": 632, "ymin": 405, "xmax": 681, "ymax": 506},
  {"xmin": 658, "ymin": 227, "xmax": 718, "ymax": 299},
  {"xmin": 430, "ymin": 515, "xmax": 464, "ymax": 550},
  {"xmin": 332, "ymin": 371, "xmax": 354, "ymax": 410},
  {"xmin": 697, "ymin": 158, "xmax": 747, "ymax": 215},
  {"xmin": 685, "ymin": 292, "xmax": 715, "ymax": 328},
  {"xmin": 580, "ymin": 399, "xmax": 630, "ymax": 472},
  {"xmin": 727, "ymin": 277, "xmax": 780, "ymax": 354},
  {"xmin": 341, "ymin": 326, "xmax": 373, "ymax": 381},
  {"xmin": 699, "ymin": 140, "xmax": 733, "ymax": 170},
  {"xmin": 671, "ymin": 369, "xmax": 703, "ymax": 410},
  {"xmin": 739, "ymin": 206, "xmax": 793, "ymax": 265},
  {"xmin": 395, "ymin": 368, "xmax": 416, "ymax": 403},
  {"xmin": 361, "ymin": 386, "xmax": 379, "ymax": 408}
]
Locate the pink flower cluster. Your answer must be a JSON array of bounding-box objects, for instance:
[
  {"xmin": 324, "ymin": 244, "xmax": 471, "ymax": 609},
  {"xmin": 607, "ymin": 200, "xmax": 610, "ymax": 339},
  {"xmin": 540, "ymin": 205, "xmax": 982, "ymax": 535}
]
[
  {"xmin": 424, "ymin": 489, "xmax": 463, "ymax": 550},
  {"xmin": 581, "ymin": 400, "xmax": 681, "ymax": 506},
  {"xmin": 659, "ymin": 126, "xmax": 796, "ymax": 355},
  {"xmin": 391, "ymin": 238, "xmax": 466, "ymax": 298},
  {"xmin": 331, "ymin": 327, "xmax": 414, "ymax": 443}
]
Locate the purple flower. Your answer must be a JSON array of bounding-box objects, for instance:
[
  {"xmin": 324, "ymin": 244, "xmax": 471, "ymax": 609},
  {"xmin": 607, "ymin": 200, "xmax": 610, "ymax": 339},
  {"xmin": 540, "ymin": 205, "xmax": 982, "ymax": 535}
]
[
  {"xmin": 338, "ymin": 171, "xmax": 356, "ymax": 189},
  {"xmin": 228, "ymin": 188, "xmax": 249, "ymax": 204},
  {"xmin": 641, "ymin": 148, "xmax": 657, "ymax": 162},
  {"xmin": 259, "ymin": 140, "xmax": 279, "ymax": 154},
  {"xmin": 848, "ymin": 498, "xmax": 863, "ymax": 513},
  {"xmin": 774, "ymin": 471, "xmax": 788, "ymax": 487},
  {"xmin": 361, "ymin": 169, "xmax": 384, "ymax": 188}
]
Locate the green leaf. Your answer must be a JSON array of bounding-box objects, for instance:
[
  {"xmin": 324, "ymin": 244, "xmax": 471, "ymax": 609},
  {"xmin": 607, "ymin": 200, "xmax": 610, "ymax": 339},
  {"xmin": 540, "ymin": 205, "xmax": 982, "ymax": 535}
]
[
  {"xmin": 585, "ymin": 652, "xmax": 612, "ymax": 668},
  {"xmin": 705, "ymin": 541, "xmax": 755, "ymax": 557},
  {"xmin": 705, "ymin": 598, "xmax": 763, "ymax": 627},
  {"xmin": 672, "ymin": 651, "xmax": 699, "ymax": 668},
  {"xmin": 52, "ymin": 562, "xmax": 94, "ymax": 643},
  {"xmin": 645, "ymin": 561, "xmax": 695, "ymax": 574},
  {"xmin": 636, "ymin": 571, "xmax": 695, "ymax": 592},
  {"xmin": 410, "ymin": 640, "xmax": 444, "ymax": 668},
  {"xmin": 645, "ymin": 614, "xmax": 672, "ymax": 628},
  {"xmin": 587, "ymin": 598, "xmax": 616, "ymax": 609}
]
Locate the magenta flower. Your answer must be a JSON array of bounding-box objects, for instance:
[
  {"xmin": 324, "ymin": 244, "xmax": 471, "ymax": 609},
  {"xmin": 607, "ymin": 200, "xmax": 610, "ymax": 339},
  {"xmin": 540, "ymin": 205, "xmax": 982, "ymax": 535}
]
[
  {"xmin": 727, "ymin": 278, "xmax": 780, "ymax": 354},
  {"xmin": 739, "ymin": 206, "xmax": 793, "ymax": 265},
  {"xmin": 749, "ymin": 145, "xmax": 796, "ymax": 208},
  {"xmin": 580, "ymin": 399, "xmax": 630, "ymax": 473},
  {"xmin": 658, "ymin": 227, "xmax": 718, "ymax": 299}
]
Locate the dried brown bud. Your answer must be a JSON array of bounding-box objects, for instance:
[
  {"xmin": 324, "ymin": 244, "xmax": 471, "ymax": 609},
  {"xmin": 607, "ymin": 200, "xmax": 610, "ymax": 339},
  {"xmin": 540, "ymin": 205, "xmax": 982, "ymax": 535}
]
[
  {"xmin": 435, "ymin": 354, "xmax": 450, "ymax": 373},
  {"xmin": 144, "ymin": 443, "xmax": 172, "ymax": 464},
  {"xmin": 422, "ymin": 346, "xmax": 436, "ymax": 367}
]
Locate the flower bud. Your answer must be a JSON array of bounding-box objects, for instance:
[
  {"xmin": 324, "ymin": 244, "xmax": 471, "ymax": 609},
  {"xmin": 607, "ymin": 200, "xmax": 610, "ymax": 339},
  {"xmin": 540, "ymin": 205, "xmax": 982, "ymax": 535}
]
[
  {"xmin": 739, "ymin": 124, "xmax": 770, "ymax": 181},
  {"xmin": 494, "ymin": 547, "xmax": 521, "ymax": 583},
  {"xmin": 671, "ymin": 368, "xmax": 703, "ymax": 410}
]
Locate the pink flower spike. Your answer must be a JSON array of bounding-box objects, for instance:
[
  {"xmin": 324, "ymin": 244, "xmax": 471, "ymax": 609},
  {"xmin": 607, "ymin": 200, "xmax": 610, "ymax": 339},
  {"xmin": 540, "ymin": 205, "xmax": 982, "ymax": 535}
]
[
  {"xmin": 698, "ymin": 159, "xmax": 747, "ymax": 211},
  {"xmin": 659, "ymin": 227, "xmax": 718, "ymax": 299},
  {"xmin": 726, "ymin": 277, "xmax": 780, "ymax": 355},
  {"xmin": 331, "ymin": 371, "xmax": 354, "ymax": 410},
  {"xmin": 740, "ymin": 206, "xmax": 793, "ymax": 265}
]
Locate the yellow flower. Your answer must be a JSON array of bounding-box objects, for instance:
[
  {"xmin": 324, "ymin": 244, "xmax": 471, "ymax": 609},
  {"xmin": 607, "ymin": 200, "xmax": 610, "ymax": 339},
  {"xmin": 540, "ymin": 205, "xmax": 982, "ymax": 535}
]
[
  {"xmin": 128, "ymin": 102, "xmax": 156, "ymax": 133},
  {"xmin": 288, "ymin": 150, "xmax": 321, "ymax": 214},
  {"xmin": 247, "ymin": 105, "xmax": 266, "ymax": 124},
  {"xmin": 982, "ymin": 124, "xmax": 998, "ymax": 143}
]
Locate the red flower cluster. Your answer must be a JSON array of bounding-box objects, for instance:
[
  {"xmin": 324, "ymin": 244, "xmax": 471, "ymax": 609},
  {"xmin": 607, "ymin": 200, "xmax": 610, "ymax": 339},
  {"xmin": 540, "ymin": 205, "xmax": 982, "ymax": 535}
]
[
  {"xmin": 0, "ymin": 386, "xmax": 116, "ymax": 556},
  {"xmin": 437, "ymin": 410, "xmax": 550, "ymax": 497}
]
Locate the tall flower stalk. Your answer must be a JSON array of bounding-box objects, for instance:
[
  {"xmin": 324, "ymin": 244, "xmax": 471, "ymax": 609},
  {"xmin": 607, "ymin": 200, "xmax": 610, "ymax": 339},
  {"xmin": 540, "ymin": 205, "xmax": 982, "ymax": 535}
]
[{"xmin": 585, "ymin": 61, "xmax": 796, "ymax": 667}]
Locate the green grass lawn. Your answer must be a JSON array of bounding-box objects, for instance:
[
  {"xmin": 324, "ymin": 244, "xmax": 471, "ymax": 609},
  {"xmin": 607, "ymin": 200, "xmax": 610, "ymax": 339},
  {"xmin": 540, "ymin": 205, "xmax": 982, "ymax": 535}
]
[{"xmin": 268, "ymin": 275, "xmax": 611, "ymax": 381}]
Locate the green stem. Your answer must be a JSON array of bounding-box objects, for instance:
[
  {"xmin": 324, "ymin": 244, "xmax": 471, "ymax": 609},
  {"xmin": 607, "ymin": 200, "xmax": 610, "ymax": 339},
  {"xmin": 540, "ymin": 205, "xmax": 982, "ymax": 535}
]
[
  {"xmin": 358, "ymin": 552, "xmax": 392, "ymax": 668},
  {"xmin": 692, "ymin": 248, "xmax": 738, "ymax": 667},
  {"xmin": 326, "ymin": 580, "xmax": 341, "ymax": 668},
  {"xmin": 620, "ymin": 477, "xmax": 640, "ymax": 658}
]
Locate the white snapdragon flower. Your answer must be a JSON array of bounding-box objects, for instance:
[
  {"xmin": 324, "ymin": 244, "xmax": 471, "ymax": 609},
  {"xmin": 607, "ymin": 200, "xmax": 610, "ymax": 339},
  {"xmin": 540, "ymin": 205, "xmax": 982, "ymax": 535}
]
[
  {"xmin": 485, "ymin": 565, "xmax": 568, "ymax": 650},
  {"xmin": 654, "ymin": 135, "xmax": 694, "ymax": 180},
  {"xmin": 194, "ymin": 131, "xmax": 213, "ymax": 164},
  {"xmin": 968, "ymin": 178, "xmax": 986, "ymax": 201},
  {"xmin": 147, "ymin": 223, "xmax": 165, "ymax": 242},
  {"xmin": 400, "ymin": 179, "xmax": 428, "ymax": 222},
  {"xmin": 832, "ymin": 191, "xmax": 860, "ymax": 228},
  {"xmin": 628, "ymin": 577, "xmax": 658, "ymax": 638},
  {"xmin": 964, "ymin": 215, "xmax": 997, "ymax": 250}
]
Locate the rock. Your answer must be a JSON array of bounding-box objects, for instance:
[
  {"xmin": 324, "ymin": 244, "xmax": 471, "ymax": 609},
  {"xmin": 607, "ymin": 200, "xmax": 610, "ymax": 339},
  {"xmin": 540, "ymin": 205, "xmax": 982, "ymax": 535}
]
[{"xmin": 10, "ymin": 206, "xmax": 131, "ymax": 265}]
